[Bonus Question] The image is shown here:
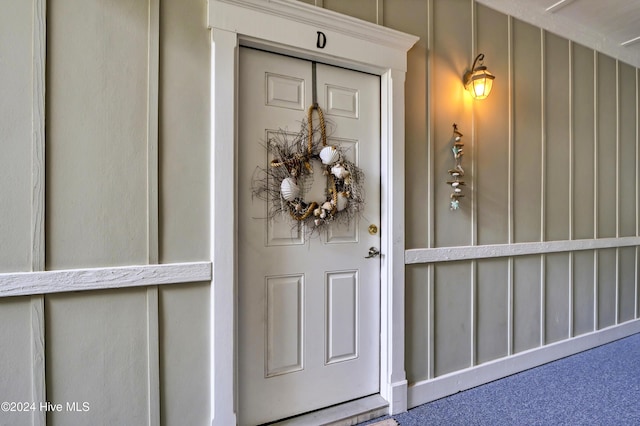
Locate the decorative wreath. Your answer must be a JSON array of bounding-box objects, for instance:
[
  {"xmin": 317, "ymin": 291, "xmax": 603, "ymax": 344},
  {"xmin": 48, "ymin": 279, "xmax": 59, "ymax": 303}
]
[{"xmin": 253, "ymin": 103, "xmax": 365, "ymax": 234}]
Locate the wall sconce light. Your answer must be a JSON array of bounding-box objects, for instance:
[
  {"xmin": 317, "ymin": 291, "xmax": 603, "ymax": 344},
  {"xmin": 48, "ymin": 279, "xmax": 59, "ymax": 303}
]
[{"xmin": 463, "ymin": 53, "xmax": 494, "ymax": 100}]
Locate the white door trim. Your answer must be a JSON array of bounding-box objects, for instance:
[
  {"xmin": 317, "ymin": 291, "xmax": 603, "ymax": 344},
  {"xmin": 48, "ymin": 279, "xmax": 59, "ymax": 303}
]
[{"xmin": 208, "ymin": 2, "xmax": 418, "ymax": 424}]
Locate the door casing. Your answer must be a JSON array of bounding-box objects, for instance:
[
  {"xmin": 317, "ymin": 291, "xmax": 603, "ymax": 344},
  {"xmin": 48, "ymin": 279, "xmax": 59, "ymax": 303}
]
[{"xmin": 208, "ymin": 1, "xmax": 419, "ymax": 424}]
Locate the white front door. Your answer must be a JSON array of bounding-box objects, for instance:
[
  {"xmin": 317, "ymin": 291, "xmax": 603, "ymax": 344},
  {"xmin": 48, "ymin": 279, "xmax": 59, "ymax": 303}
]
[{"xmin": 238, "ymin": 47, "xmax": 381, "ymax": 425}]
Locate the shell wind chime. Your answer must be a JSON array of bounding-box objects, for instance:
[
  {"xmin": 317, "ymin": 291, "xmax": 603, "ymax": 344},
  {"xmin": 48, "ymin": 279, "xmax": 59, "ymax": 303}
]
[{"xmin": 447, "ymin": 123, "xmax": 465, "ymax": 210}]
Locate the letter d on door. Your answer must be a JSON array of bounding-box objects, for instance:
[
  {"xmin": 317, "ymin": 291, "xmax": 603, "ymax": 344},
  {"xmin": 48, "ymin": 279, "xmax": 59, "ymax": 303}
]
[{"xmin": 316, "ymin": 31, "xmax": 327, "ymax": 49}]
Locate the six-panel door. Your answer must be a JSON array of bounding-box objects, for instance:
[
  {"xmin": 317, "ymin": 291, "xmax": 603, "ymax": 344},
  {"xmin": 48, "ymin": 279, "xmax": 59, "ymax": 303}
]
[{"xmin": 237, "ymin": 47, "xmax": 381, "ymax": 425}]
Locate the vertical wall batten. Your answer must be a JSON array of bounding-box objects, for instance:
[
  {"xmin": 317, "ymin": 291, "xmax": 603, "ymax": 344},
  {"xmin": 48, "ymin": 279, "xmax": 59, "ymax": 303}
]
[
  {"xmin": 636, "ymin": 68, "xmax": 640, "ymax": 320},
  {"xmin": 568, "ymin": 252, "xmax": 574, "ymax": 337},
  {"xmin": 31, "ymin": 0, "xmax": 45, "ymax": 272},
  {"xmin": 615, "ymin": 60, "xmax": 621, "ymax": 324},
  {"xmin": 508, "ymin": 15, "xmax": 515, "ymax": 354},
  {"xmin": 427, "ymin": 0, "xmax": 436, "ymax": 378},
  {"xmin": 470, "ymin": 0, "xmax": 478, "ymax": 368},
  {"xmin": 539, "ymin": 29, "xmax": 546, "ymax": 346},
  {"xmin": 470, "ymin": 0, "xmax": 478, "ymax": 248},
  {"xmin": 427, "ymin": 265, "xmax": 435, "ymax": 379},
  {"xmin": 540, "ymin": 30, "xmax": 546, "ymax": 242},
  {"xmin": 426, "ymin": 0, "xmax": 435, "ymax": 379},
  {"xmin": 30, "ymin": 297, "xmax": 45, "ymax": 426},
  {"xmin": 146, "ymin": 0, "xmax": 161, "ymax": 424},
  {"xmin": 616, "ymin": 60, "xmax": 621, "ymax": 240},
  {"xmin": 568, "ymin": 40, "xmax": 575, "ymax": 337},
  {"xmin": 471, "ymin": 259, "xmax": 477, "ymax": 366},
  {"xmin": 593, "ymin": 51, "xmax": 598, "ymax": 239},
  {"xmin": 590, "ymin": 50, "xmax": 597, "ymax": 333},
  {"xmin": 31, "ymin": 0, "xmax": 46, "ymax": 424},
  {"xmin": 540, "ymin": 256, "xmax": 546, "ymax": 345},
  {"xmin": 617, "ymin": 246, "xmax": 622, "ymax": 327}
]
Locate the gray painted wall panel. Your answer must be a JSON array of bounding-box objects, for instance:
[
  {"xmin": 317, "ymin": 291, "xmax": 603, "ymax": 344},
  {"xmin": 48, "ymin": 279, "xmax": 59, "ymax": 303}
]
[
  {"xmin": 434, "ymin": 262, "xmax": 471, "ymax": 376},
  {"xmin": 513, "ymin": 255, "xmax": 541, "ymax": 353},
  {"xmin": 618, "ymin": 247, "xmax": 636, "ymax": 323},
  {"xmin": 513, "ymin": 20, "xmax": 542, "ymax": 244},
  {"xmin": 544, "ymin": 33, "xmax": 571, "ymax": 242},
  {"xmin": 573, "ymin": 250, "xmax": 596, "ymax": 336},
  {"xmin": 0, "ymin": 0, "xmax": 32, "ymax": 272},
  {"xmin": 596, "ymin": 54, "xmax": 617, "ymax": 239},
  {"xmin": 323, "ymin": 0, "xmax": 379, "ymax": 24},
  {"xmin": 159, "ymin": 0, "xmax": 210, "ymax": 262},
  {"xmin": 572, "ymin": 44, "xmax": 596, "ymax": 240},
  {"xmin": 432, "ymin": 0, "xmax": 473, "ymax": 247},
  {"xmin": 476, "ymin": 258, "xmax": 509, "ymax": 364},
  {"xmin": 545, "ymin": 253, "xmax": 570, "ymax": 344},
  {"xmin": 597, "ymin": 248, "xmax": 617, "ymax": 329},
  {"xmin": 405, "ymin": 265, "xmax": 430, "ymax": 382},
  {"xmin": 46, "ymin": 0, "xmax": 149, "ymax": 269},
  {"xmin": 160, "ymin": 283, "xmax": 210, "ymax": 425},
  {"xmin": 476, "ymin": 4, "xmax": 510, "ymax": 246},
  {"xmin": 46, "ymin": 289, "xmax": 148, "ymax": 426},
  {"xmin": 618, "ymin": 62, "xmax": 637, "ymax": 238},
  {"xmin": 0, "ymin": 298, "xmax": 32, "ymax": 426},
  {"xmin": 385, "ymin": 0, "xmax": 429, "ymax": 249}
]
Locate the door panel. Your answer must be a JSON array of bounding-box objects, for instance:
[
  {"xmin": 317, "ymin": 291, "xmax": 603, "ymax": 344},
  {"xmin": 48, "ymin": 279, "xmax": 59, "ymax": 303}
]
[
  {"xmin": 238, "ymin": 47, "xmax": 380, "ymax": 425},
  {"xmin": 266, "ymin": 274, "xmax": 304, "ymax": 377},
  {"xmin": 326, "ymin": 270, "xmax": 359, "ymax": 363}
]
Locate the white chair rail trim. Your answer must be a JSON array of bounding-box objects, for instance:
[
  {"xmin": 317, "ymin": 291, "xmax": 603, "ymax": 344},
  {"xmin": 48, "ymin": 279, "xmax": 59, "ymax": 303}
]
[
  {"xmin": 405, "ymin": 236, "xmax": 640, "ymax": 264},
  {"xmin": 0, "ymin": 262, "xmax": 212, "ymax": 298}
]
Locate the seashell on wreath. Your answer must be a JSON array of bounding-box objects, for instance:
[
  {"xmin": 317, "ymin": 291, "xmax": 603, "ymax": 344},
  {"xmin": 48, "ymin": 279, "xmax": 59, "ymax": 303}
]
[
  {"xmin": 280, "ymin": 177, "xmax": 300, "ymax": 202},
  {"xmin": 321, "ymin": 201, "xmax": 333, "ymax": 211},
  {"xmin": 335, "ymin": 192, "xmax": 348, "ymax": 212},
  {"xmin": 331, "ymin": 164, "xmax": 350, "ymax": 179},
  {"xmin": 319, "ymin": 146, "xmax": 340, "ymax": 165}
]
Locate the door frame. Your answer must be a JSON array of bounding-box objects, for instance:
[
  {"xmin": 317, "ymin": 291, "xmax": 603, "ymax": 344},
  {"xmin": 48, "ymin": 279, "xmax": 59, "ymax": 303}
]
[{"xmin": 208, "ymin": 1, "xmax": 418, "ymax": 424}]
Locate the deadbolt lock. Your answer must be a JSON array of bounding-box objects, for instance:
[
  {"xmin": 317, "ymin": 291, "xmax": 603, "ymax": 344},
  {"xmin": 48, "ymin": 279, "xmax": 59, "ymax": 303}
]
[{"xmin": 368, "ymin": 224, "xmax": 378, "ymax": 235}]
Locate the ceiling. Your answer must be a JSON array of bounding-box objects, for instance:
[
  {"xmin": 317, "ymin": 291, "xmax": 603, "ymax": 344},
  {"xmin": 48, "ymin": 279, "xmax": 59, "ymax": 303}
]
[
  {"xmin": 478, "ymin": 0, "xmax": 640, "ymax": 68},
  {"xmin": 530, "ymin": 0, "xmax": 640, "ymax": 47}
]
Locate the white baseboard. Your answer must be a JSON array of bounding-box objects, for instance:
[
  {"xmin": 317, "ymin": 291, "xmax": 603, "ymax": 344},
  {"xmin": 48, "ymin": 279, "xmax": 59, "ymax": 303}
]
[
  {"xmin": 408, "ymin": 319, "xmax": 640, "ymax": 408},
  {"xmin": 387, "ymin": 380, "xmax": 408, "ymax": 415}
]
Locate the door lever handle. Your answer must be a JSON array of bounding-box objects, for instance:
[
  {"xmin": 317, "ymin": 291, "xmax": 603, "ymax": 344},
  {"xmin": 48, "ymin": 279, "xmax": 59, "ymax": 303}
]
[{"xmin": 365, "ymin": 247, "xmax": 380, "ymax": 259}]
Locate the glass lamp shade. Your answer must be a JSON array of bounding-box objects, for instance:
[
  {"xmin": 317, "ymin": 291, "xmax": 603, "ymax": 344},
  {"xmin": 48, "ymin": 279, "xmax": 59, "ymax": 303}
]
[{"xmin": 464, "ymin": 68, "xmax": 494, "ymax": 100}]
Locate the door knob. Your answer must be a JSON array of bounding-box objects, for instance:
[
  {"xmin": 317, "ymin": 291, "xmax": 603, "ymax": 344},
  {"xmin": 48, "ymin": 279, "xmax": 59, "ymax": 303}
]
[{"xmin": 365, "ymin": 247, "xmax": 380, "ymax": 258}]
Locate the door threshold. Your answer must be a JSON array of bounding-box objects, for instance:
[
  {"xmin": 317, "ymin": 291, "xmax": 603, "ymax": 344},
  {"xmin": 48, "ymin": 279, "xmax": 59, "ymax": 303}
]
[{"xmin": 269, "ymin": 395, "xmax": 388, "ymax": 426}]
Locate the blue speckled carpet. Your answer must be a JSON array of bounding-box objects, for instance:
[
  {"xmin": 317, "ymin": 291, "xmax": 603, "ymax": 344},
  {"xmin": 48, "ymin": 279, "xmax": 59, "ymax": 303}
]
[{"xmin": 362, "ymin": 333, "xmax": 640, "ymax": 425}]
